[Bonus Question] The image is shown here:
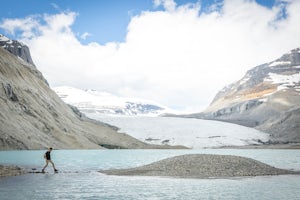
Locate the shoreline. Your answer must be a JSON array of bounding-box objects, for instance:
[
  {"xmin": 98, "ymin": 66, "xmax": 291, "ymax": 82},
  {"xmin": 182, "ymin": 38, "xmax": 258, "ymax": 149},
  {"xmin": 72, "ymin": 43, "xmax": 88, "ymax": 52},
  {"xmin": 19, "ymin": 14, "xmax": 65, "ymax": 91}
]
[
  {"xmin": 1, "ymin": 143, "xmax": 300, "ymax": 151},
  {"xmin": 0, "ymin": 165, "xmax": 26, "ymax": 178},
  {"xmin": 217, "ymin": 143, "xmax": 300, "ymax": 149}
]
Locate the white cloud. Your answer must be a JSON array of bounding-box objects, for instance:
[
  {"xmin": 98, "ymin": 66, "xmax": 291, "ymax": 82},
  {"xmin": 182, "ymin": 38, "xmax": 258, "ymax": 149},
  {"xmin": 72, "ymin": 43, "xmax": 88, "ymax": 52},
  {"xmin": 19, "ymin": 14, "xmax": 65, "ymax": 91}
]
[
  {"xmin": 80, "ymin": 32, "xmax": 91, "ymax": 40},
  {"xmin": 154, "ymin": 0, "xmax": 177, "ymax": 12},
  {"xmin": 51, "ymin": 3, "xmax": 61, "ymax": 11},
  {"xmin": 1, "ymin": 0, "xmax": 300, "ymax": 112},
  {"xmin": 0, "ymin": 15, "xmax": 40, "ymax": 38}
]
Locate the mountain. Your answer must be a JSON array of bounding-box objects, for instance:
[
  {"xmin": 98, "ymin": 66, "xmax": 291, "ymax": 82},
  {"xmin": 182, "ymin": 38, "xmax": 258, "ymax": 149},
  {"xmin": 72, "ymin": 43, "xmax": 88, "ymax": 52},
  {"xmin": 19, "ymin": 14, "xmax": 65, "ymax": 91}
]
[
  {"xmin": 53, "ymin": 86, "xmax": 175, "ymax": 116},
  {"xmin": 185, "ymin": 48, "xmax": 300, "ymax": 143},
  {"xmin": 0, "ymin": 34, "xmax": 35, "ymax": 66},
  {"xmin": 0, "ymin": 35, "xmax": 172, "ymax": 150}
]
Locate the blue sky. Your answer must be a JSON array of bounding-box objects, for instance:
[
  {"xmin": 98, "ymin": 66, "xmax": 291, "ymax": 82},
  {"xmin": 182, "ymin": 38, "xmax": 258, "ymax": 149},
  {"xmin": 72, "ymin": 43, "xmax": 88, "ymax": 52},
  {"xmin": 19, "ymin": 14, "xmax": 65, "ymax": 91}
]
[
  {"xmin": 0, "ymin": 0, "xmax": 299, "ymax": 112},
  {"xmin": 1, "ymin": 0, "xmax": 276, "ymax": 44}
]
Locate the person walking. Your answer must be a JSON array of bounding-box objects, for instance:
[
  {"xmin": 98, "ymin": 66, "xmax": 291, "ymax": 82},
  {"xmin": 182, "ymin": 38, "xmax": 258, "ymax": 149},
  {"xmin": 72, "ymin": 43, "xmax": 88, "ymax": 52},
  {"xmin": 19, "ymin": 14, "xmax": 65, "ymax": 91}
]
[{"xmin": 42, "ymin": 147, "xmax": 58, "ymax": 173}]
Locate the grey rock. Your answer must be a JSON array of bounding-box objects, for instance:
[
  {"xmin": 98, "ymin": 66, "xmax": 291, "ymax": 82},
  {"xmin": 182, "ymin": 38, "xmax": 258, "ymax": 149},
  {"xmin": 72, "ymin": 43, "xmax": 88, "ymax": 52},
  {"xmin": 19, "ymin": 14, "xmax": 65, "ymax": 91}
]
[
  {"xmin": 2, "ymin": 82, "xmax": 18, "ymax": 101},
  {"xmin": 0, "ymin": 34, "xmax": 35, "ymax": 67}
]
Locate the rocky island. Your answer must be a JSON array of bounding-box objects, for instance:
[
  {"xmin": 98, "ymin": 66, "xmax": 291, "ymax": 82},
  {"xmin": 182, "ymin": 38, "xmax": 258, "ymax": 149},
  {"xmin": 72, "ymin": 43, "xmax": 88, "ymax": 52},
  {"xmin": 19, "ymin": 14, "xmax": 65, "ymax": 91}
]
[{"xmin": 100, "ymin": 154, "xmax": 297, "ymax": 179}]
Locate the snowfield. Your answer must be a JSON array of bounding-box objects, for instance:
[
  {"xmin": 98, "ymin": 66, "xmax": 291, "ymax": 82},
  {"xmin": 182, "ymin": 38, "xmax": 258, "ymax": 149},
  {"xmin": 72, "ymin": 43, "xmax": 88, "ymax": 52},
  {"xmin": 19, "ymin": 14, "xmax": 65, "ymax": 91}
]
[{"xmin": 87, "ymin": 114, "xmax": 270, "ymax": 149}]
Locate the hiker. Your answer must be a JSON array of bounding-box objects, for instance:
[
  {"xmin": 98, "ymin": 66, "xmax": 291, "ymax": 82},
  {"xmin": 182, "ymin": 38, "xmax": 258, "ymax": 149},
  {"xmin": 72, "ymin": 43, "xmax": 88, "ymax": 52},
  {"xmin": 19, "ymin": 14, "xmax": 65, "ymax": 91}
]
[{"xmin": 42, "ymin": 147, "xmax": 58, "ymax": 173}]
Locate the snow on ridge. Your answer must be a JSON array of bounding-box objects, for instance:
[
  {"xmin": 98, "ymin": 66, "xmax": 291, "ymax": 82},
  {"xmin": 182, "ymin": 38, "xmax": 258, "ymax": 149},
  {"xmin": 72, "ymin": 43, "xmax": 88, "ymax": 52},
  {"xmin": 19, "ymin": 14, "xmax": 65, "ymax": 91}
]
[
  {"xmin": 0, "ymin": 34, "xmax": 10, "ymax": 42},
  {"xmin": 269, "ymin": 61, "xmax": 291, "ymax": 67},
  {"xmin": 0, "ymin": 34, "xmax": 26, "ymax": 46},
  {"xmin": 292, "ymin": 65, "xmax": 300, "ymax": 69},
  {"xmin": 85, "ymin": 88, "xmax": 167, "ymax": 107},
  {"xmin": 54, "ymin": 86, "xmax": 126, "ymax": 107},
  {"xmin": 264, "ymin": 72, "xmax": 300, "ymax": 90},
  {"xmin": 267, "ymin": 73, "xmax": 300, "ymax": 84},
  {"xmin": 53, "ymin": 86, "xmax": 176, "ymax": 116},
  {"xmin": 239, "ymin": 75, "xmax": 250, "ymax": 85}
]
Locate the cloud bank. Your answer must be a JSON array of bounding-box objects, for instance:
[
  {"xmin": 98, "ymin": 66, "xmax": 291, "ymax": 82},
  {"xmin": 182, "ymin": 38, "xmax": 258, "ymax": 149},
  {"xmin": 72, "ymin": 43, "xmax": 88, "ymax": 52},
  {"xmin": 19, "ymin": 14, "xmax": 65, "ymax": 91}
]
[{"xmin": 1, "ymin": 0, "xmax": 300, "ymax": 112}]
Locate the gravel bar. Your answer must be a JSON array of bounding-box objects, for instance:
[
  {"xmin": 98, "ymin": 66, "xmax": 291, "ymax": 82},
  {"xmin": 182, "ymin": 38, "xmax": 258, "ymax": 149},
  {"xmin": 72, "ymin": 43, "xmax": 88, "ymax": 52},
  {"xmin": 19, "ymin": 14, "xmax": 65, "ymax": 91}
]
[{"xmin": 99, "ymin": 154, "xmax": 298, "ymax": 179}]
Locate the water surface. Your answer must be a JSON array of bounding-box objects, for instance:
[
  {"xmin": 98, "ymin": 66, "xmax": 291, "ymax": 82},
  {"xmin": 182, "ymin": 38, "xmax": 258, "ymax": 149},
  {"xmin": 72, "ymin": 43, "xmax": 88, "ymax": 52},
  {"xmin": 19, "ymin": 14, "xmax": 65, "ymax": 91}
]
[{"xmin": 0, "ymin": 149, "xmax": 299, "ymax": 200}]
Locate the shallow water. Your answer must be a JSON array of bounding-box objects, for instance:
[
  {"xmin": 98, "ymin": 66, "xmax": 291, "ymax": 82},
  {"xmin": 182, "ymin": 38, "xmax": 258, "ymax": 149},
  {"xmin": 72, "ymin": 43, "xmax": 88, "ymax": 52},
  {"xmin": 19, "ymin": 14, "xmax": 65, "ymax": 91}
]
[{"xmin": 0, "ymin": 149, "xmax": 300, "ymax": 200}]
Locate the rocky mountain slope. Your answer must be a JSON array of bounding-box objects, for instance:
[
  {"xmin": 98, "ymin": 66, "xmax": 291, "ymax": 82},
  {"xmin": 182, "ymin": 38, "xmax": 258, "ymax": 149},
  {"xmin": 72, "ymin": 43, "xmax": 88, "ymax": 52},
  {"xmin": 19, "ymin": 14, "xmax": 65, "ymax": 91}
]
[
  {"xmin": 186, "ymin": 48, "xmax": 300, "ymax": 143},
  {"xmin": 0, "ymin": 35, "xmax": 169, "ymax": 150},
  {"xmin": 53, "ymin": 86, "xmax": 174, "ymax": 116}
]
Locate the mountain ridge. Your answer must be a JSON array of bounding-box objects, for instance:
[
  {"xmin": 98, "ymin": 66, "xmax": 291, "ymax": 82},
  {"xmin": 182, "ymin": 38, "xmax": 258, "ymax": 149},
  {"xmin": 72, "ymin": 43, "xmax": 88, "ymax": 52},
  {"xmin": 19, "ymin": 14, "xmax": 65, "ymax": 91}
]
[
  {"xmin": 0, "ymin": 35, "xmax": 182, "ymax": 150},
  {"xmin": 0, "ymin": 34, "xmax": 35, "ymax": 67},
  {"xmin": 177, "ymin": 48, "xmax": 300, "ymax": 143}
]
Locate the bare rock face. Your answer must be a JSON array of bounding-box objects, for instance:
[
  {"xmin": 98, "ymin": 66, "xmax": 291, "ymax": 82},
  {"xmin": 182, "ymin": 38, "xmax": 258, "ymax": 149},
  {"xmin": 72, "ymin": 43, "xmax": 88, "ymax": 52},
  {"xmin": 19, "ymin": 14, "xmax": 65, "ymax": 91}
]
[
  {"xmin": 185, "ymin": 48, "xmax": 300, "ymax": 143},
  {"xmin": 0, "ymin": 38, "xmax": 156, "ymax": 150},
  {"xmin": 2, "ymin": 82, "xmax": 18, "ymax": 102},
  {"xmin": 0, "ymin": 34, "xmax": 35, "ymax": 67}
]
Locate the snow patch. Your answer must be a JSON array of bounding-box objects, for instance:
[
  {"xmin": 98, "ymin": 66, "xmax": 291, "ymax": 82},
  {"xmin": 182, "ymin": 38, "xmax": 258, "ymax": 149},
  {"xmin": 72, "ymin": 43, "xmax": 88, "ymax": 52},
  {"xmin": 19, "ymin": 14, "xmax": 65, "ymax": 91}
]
[
  {"xmin": 269, "ymin": 61, "xmax": 291, "ymax": 67},
  {"xmin": 0, "ymin": 34, "xmax": 10, "ymax": 42},
  {"xmin": 239, "ymin": 75, "xmax": 250, "ymax": 85},
  {"xmin": 258, "ymin": 98, "xmax": 267, "ymax": 102},
  {"xmin": 264, "ymin": 72, "xmax": 300, "ymax": 90}
]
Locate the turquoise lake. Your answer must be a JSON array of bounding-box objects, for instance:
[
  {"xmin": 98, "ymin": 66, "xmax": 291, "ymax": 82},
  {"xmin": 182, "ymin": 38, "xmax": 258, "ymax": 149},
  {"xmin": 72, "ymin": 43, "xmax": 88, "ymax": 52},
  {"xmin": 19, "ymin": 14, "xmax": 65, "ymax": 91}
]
[{"xmin": 0, "ymin": 149, "xmax": 300, "ymax": 200}]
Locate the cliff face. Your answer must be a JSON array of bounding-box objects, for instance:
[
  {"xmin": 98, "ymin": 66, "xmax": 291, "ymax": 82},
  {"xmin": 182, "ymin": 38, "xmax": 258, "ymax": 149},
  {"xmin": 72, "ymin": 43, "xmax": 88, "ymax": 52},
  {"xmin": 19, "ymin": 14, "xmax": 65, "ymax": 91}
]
[
  {"xmin": 0, "ymin": 42, "xmax": 154, "ymax": 150},
  {"xmin": 0, "ymin": 34, "xmax": 35, "ymax": 67},
  {"xmin": 188, "ymin": 48, "xmax": 300, "ymax": 143}
]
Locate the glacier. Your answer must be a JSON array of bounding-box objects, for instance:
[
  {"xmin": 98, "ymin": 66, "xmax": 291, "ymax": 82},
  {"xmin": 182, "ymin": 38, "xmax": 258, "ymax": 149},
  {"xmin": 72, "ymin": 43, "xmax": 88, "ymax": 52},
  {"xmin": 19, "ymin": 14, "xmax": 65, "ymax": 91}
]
[
  {"xmin": 53, "ymin": 86, "xmax": 270, "ymax": 148},
  {"xmin": 86, "ymin": 114, "xmax": 270, "ymax": 149}
]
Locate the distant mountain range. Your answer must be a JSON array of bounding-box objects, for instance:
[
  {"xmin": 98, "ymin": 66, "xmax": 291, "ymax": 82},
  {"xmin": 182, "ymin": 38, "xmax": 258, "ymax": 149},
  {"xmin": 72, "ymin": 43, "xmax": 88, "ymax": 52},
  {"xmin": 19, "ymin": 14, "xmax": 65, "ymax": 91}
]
[
  {"xmin": 53, "ymin": 86, "xmax": 175, "ymax": 116},
  {"xmin": 181, "ymin": 48, "xmax": 300, "ymax": 143}
]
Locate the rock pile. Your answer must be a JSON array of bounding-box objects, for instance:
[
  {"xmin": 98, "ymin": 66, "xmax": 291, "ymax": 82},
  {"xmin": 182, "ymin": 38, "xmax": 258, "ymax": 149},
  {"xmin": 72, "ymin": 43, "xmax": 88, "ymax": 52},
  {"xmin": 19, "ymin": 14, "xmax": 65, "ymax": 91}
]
[{"xmin": 100, "ymin": 154, "xmax": 297, "ymax": 178}]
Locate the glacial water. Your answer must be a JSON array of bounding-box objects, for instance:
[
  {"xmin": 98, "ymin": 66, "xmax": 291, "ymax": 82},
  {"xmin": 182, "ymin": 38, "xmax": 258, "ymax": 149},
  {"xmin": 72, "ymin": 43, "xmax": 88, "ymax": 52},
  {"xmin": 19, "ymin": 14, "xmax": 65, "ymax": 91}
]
[{"xmin": 0, "ymin": 149, "xmax": 300, "ymax": 200}]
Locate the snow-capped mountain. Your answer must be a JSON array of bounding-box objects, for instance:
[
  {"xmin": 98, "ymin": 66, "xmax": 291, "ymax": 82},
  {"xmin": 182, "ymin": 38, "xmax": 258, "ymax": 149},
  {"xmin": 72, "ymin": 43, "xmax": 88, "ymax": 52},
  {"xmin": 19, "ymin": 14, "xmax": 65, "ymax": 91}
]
[
  {"xmin": 53, "ymin": 86, "xmax": 175, "ymax": 116},
  {"xmin": 186, "ymin": 48, "xmax": 300, "ymax": 143},
  {"xmin": 0, "ymin": 34, "xmax": 35, "ymax": 66}
]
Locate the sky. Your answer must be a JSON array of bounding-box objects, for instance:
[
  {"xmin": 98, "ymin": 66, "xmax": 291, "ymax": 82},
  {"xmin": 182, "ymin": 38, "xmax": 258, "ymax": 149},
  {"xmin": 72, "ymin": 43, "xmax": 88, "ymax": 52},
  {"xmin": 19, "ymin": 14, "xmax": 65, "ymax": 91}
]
[{"xmin": 0, "ymin": 0, "xmax": 300, "ymax": 112}]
